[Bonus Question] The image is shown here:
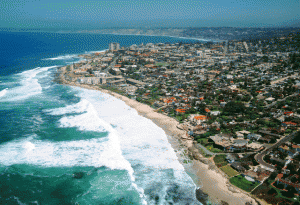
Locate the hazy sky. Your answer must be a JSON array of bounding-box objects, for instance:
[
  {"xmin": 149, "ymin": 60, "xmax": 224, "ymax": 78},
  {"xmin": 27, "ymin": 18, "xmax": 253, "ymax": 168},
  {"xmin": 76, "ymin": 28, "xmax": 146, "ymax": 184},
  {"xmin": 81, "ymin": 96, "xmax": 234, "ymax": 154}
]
[{"xmin": 1, "ymin": 0, "xmax": 299, "ymax": 28}]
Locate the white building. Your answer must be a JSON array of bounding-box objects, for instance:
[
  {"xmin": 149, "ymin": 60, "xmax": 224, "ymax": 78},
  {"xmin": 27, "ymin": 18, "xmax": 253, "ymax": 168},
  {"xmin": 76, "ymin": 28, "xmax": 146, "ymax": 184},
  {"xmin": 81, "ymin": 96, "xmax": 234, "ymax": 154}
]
[{"xmin": 109, "ymin": 42, "xmax": 120, "ymax": 51}]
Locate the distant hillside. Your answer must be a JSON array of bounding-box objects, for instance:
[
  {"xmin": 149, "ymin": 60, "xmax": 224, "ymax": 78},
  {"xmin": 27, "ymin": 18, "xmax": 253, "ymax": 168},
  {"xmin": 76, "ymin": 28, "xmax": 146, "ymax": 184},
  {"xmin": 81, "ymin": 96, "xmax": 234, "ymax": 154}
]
[
  {"xmin": 2, "ymin": 27, "xmax": 299, "ymax": 41},
  {"xmin": 58, "ymin": 27, "xmax": 300, "ymax": 41}
]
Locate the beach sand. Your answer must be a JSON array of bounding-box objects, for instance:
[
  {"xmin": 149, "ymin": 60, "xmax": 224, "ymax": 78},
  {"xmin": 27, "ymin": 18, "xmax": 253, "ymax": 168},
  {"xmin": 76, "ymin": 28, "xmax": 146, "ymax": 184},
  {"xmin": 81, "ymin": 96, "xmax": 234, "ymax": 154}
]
[{"xmin": 57, "ymin": 67, "xmax": 262, "ymax": 205}]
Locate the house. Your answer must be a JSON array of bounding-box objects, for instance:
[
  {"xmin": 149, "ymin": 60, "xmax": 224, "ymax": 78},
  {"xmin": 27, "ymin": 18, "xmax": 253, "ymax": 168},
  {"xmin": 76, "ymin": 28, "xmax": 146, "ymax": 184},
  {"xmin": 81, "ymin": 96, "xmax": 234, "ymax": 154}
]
[
  {"xmin": 209, "ymin": 134, "xmax": 232, "ymax": 151},
  {"xmin": 176, "ymin": 109, "xmax": 186, "ymax": 114},
  {"xmin": 258, "ymin": 136, "xmax": 272, "ymax": 143},
  {"xmin": 231, "ymin": 162, "xmax": 247, "ymax": 172},
  {"xmin": 247, "ymin": 133, "xmax": 262, "ymax": 141},
  {"xmin": 282, "ymin": 121, "xmax": 298, "ymax": 127},
  {"xmin": 279, "ymin": 145, "xmax": 289, "ymax": 153},
  {"xmin": 236, "ymin": 130, "xmax": 251, "ymax": 137},
  {"xmin": 210, "ymin": 111, "xmax": 221, "ymax": 116},
  {"xmin": 292, "ymin": 144, "xmax": 300, "ymax": 152},
  {"xmin": 236, "ymin": 132, "xmax": 244, "ymax": 138},
  {"xmin": 189, "ymin": 115, "xmax": 207, "ymax": 125},
  {"xmin": 220, "ymin": 102, "xmax": 227, "ymax": 107},
  {"xmin": 247, "ymin": 142, "xmax": 263, "ymax": 150},
  {"xmin": 230, "ymin": 139, "xmax": 248, "ymax": 152},
  {"xmin": 226, "ymin": 153, "xmax": 238, "ymax": 163}
]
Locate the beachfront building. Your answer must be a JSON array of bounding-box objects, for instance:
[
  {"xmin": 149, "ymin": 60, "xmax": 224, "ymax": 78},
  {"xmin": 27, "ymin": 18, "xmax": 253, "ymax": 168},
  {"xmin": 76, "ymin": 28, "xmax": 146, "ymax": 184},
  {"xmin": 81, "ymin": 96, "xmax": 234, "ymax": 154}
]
[
  {"xmin": 209, "ymin": 134, "xmax": 232, "ymax": 151},
  {"xmin": 77, "ymin": 77, "xmax": 100, "ymax": 85},
  {"xmin": 109, "ymin": 42, "xmax": 120, "ymax": 52},
  {"xmin": 188, "ymin": 114, "xmax": 207, "ymax": 125}
]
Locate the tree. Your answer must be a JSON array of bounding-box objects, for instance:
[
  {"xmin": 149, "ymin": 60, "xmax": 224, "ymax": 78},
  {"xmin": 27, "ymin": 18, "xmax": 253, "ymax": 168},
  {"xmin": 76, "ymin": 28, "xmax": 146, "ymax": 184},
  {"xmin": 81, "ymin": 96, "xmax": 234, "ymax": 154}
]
[
  {"xmin": 87, "ymin": 68, "xmax": 93, "ymax": 75},
  {"xmin": 282, "ymin": 185, "xmax": 297, "ymax": 198},
  {"xmin": 198, "ymin": 103, "xmax": 206, "ymax": 114},
  {"xmin": 223, "ymin": 101, "xmax": 245, "ymax": 115},
  {"xmin": 267, "ymin": 188, "xmax": 277, "ymax": 196},
  {"xmin": 262, "ymin": 55, "xmax": 269, "ymax": 62}
]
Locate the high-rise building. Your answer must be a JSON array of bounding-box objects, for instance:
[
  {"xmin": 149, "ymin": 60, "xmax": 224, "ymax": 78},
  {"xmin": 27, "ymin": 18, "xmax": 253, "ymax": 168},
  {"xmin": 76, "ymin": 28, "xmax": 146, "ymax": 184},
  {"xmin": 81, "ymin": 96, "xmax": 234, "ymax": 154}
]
[
  {"xmin": 223, "ymin": 40, "xmax": 229, "ymax": 54},
  {"xmin": 109, "ymin": 42, "xmax": 120, "ymax": 51},
  {"xmin": 243, "ymin": 42, "xmax": 249, "ymax": 53}
]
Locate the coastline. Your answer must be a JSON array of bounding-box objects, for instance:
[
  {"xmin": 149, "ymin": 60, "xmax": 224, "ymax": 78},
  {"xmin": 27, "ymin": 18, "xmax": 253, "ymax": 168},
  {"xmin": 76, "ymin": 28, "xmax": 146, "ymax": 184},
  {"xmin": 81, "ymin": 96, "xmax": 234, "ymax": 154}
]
[
  {"xmin": 56, "ymin": 66, "xmax": 261, "ymax": 205},
  {"xmin": 55, "ymin": 30, "xmax": 222, "ymax": 43}
]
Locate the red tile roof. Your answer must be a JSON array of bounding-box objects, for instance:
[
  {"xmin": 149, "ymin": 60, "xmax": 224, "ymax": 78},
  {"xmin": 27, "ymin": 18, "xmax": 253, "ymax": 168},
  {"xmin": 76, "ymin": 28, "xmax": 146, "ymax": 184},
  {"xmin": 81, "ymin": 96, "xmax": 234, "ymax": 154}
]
[
  {"xmin": 194, "ymin": 115, "xmax": 207, "ymax": 120},
  {"xmin": 176, "ymin": 109, "xmax": 186, "ymax": 113}
]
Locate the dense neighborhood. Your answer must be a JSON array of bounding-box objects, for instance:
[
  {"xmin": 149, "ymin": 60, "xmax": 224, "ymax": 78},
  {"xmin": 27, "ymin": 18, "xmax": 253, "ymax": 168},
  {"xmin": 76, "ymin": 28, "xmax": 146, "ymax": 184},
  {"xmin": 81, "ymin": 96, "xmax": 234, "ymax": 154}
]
[{"xmin": 61, "ymin": 33, "xmax": 300, "ymax": 204}]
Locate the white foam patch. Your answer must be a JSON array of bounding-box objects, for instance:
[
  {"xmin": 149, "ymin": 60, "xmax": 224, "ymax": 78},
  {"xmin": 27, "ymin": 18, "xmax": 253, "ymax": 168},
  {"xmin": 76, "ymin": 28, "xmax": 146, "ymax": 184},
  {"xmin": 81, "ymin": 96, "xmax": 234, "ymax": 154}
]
[
  {"xmin": 43, "ymin": 54, "xmax": 78, "ymax": 60},
  {"xmin": 86, "ymin": 49, "xmax": 108, "ymax": 54},
  {"xmin": 44, "ymin": 99, "xmax": 90, "ymax": 115},
  {"xmin": 73, "ymin": 88, "xmax": 185, "ymax": 171},
  {"xmin": 0, "ymin": 88, "xmax": 8, "ymax": 98},
  {"xmin": 58, "ymin": 104, "xmax": 107, "ymax": 133},
  {"xmin": 46, "ymin": 93, "xmax": 148, "ymax": 203},
  {"xmin": 43, "ymin": 99, "xmax": 135, "ymax": 176},
  {"xmin": 71, "ymin": 88, "xmax": 199, "ymax": 204},
  {"xmin": 0, "ymin": 134, "xmax": 133, "ymax": 172},
  {"xmin": 0, "ymin": 66, "xmax": 56, "ymax": 101}
]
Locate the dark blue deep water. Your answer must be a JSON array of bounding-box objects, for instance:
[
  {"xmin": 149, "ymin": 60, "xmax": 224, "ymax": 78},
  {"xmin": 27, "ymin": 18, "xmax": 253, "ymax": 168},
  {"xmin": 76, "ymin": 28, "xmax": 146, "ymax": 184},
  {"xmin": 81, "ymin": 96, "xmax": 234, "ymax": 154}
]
[{"xmin": 0, "ymin": 31, "xmax": 204, "ymax": 205}]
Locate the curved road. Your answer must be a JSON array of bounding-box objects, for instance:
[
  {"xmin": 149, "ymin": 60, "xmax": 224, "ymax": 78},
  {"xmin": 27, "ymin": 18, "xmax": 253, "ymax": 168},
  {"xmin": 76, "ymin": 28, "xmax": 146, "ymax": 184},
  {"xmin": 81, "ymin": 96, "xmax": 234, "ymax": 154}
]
[{"xmin": 254, "ymin": 131, "xmax": 298, "ymax": 171}]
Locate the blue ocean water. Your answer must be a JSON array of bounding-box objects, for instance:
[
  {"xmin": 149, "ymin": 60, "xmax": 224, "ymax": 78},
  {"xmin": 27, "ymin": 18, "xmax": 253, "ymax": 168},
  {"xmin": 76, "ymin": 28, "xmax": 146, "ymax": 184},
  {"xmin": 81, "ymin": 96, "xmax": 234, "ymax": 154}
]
[{"xmin": 0, "ymin": 31, "xmax": 203, "ymax": 205}]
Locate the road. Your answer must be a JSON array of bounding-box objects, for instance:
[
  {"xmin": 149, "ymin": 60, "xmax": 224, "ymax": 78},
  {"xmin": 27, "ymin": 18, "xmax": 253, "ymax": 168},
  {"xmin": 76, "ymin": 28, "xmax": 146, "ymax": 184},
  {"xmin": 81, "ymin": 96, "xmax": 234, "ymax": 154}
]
[
  {"xmin": 103, "ymin": 56, "xmax": 118, "ymax": 73},
  {"xmin": 270, "ymin": 73, "xmax": 298, "ymax": 85},
  {"xmin": 265, "ymin": 93, "xmax": 298, "ymax": 109},
  {"xmin": 254, "ymin": 131, "xmax": 298, "ymax": 171}
]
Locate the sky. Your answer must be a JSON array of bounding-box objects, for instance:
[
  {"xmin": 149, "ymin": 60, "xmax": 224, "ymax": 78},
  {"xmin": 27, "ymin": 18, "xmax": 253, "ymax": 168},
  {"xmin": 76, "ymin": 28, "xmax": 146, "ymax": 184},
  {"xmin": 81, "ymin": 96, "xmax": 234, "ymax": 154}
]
[{"xmin": 0, "ymin": 0, "xmax": 299, "ymax": 29}]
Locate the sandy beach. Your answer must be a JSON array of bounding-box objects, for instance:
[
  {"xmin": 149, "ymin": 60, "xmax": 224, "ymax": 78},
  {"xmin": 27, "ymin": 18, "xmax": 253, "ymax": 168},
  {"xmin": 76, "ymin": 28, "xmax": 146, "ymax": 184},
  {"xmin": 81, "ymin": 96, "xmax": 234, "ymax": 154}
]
[{"xmin": 57, "ymin": 66, "xmax": 262, "ymax": 205}]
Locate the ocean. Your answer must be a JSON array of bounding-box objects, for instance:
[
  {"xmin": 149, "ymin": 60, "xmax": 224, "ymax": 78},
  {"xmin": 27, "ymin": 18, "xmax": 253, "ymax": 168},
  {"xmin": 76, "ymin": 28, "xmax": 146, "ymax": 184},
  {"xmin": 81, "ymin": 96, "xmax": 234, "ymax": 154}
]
[{"xmin": 0, "ymin": 31, "xmax": 204, "ymax": 205}]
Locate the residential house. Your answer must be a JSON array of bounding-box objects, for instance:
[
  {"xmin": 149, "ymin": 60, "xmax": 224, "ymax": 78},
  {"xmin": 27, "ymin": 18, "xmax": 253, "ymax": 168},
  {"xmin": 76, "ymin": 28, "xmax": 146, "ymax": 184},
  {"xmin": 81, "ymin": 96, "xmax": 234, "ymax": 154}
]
[
  {"xmin": 226, "ymin": 153, "xmax": 238, "ymax": 163},
  {"xmin": 231, "ymin": 162, "xmax": 247, "ymax": 172},
  {"xmin": 247, "ymin": 133, "xmax": 262, "ymax": 141},
  {"xmin": 230, "ymin": 139, "xmax": 248, "ymax": 152},
  {"xmin": 189, "ymin": 115, "xmax": 207, "ymax": 125}
]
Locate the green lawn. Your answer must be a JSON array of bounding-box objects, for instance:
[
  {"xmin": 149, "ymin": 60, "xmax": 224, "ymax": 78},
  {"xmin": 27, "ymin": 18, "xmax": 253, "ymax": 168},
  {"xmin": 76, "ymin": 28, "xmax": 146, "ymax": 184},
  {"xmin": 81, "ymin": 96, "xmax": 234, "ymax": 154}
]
[
  {"xmin": 205, "ymin": 144, "xmax": 223, "ymax": 153},
  {"xmin": 220, "ymin": 165, "xmax": 239, "ymax": 177},
  {"xmin": 213, "ymin": 155, "xmax": 228, "ymax": 167},
  {"xmin": 198, "ymin": 147, "xmax": 212, "ymax": 158},
  {"xmin": 196, "ymin": 138, "xmax": 223, "ymax": 153},
  {"xmin": 230, "ymin": 175, "xmax": 260, "ymax": 192},
  {"xmin": 197, "ymin": 138, "xmax": 209, "ymax": 144}
]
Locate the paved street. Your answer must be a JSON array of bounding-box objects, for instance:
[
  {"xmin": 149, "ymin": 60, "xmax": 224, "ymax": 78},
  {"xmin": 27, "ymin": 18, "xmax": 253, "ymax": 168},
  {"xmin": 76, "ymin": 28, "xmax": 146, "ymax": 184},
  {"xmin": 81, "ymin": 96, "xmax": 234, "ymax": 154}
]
[{"xmin": 254, "ymin": 131, "xmax": 298, "ymax": 171}]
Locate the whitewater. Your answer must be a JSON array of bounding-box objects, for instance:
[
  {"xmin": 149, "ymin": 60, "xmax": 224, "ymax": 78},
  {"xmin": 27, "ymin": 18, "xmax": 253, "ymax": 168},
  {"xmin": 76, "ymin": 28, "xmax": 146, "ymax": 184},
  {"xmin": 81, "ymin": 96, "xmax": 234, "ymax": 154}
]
[
  {"xmin": 0, "ymin": 64, "xmax": 200, "ymax": 205},
  {"xmin": 0, "ymin": 31, "xmax": 203, "ymax": 205}
]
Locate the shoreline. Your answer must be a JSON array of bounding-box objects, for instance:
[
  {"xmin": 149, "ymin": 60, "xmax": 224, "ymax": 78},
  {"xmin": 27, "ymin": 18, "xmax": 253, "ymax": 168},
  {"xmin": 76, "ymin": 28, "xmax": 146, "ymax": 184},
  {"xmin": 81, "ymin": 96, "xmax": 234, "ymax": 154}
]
[
  {"xmin": 57, "ymin": 66, "xmax": 262, "ymax": 205},
  {"xmin": 55, "ymin": 30, "xmax": 222, "ymax": 42}
]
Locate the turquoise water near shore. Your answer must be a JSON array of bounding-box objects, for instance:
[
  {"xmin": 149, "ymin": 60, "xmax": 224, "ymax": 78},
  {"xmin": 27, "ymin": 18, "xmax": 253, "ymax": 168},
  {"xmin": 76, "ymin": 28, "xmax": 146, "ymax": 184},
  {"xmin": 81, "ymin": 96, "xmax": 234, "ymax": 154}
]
[{"xmin": 0, "ymin": 31, "xmax": 204, "ymax": 205}]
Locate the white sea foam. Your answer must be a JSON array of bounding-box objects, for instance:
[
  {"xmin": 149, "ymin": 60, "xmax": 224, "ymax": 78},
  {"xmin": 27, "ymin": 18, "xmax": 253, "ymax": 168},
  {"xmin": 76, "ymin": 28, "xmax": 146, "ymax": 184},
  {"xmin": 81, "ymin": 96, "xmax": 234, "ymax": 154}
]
[
  {"xmin": 0, "ymin": 135, "xmax": 115, "ymax": 168},
  {"xmin": 75, "ymin": 89, "xmax": 185, "ymax": 170},
  {"xmin": 42, "ymin": 99, "xmax": 135, "ymax": 177},
  {"xmin": 86, "ymin": 49, "xmax": 108, "ymax": 54},
  {"xmin": 0, "ymin": 88, "xmax": 8, "ymax": 98},
  {"xmin": 0, "ymin": 133, "xmax": 133, "ymax": 176},
  {"xmin": 46, "ymin": 94, "xmax": 148, "ymax": 203},
  {"xmin": 44, "ymin": 99, "xmax": 90, "ymax": 115},
  {"xmin": 0, "ymin": 66, "xmax": 56, "ymax": 101},
  {"xmin": 72, "ymin": 87, "xmax": 199, "ymax": 204},
  {"xmin": 43, "ymin": 54, "xmax": 78, "ymax": 60}
]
